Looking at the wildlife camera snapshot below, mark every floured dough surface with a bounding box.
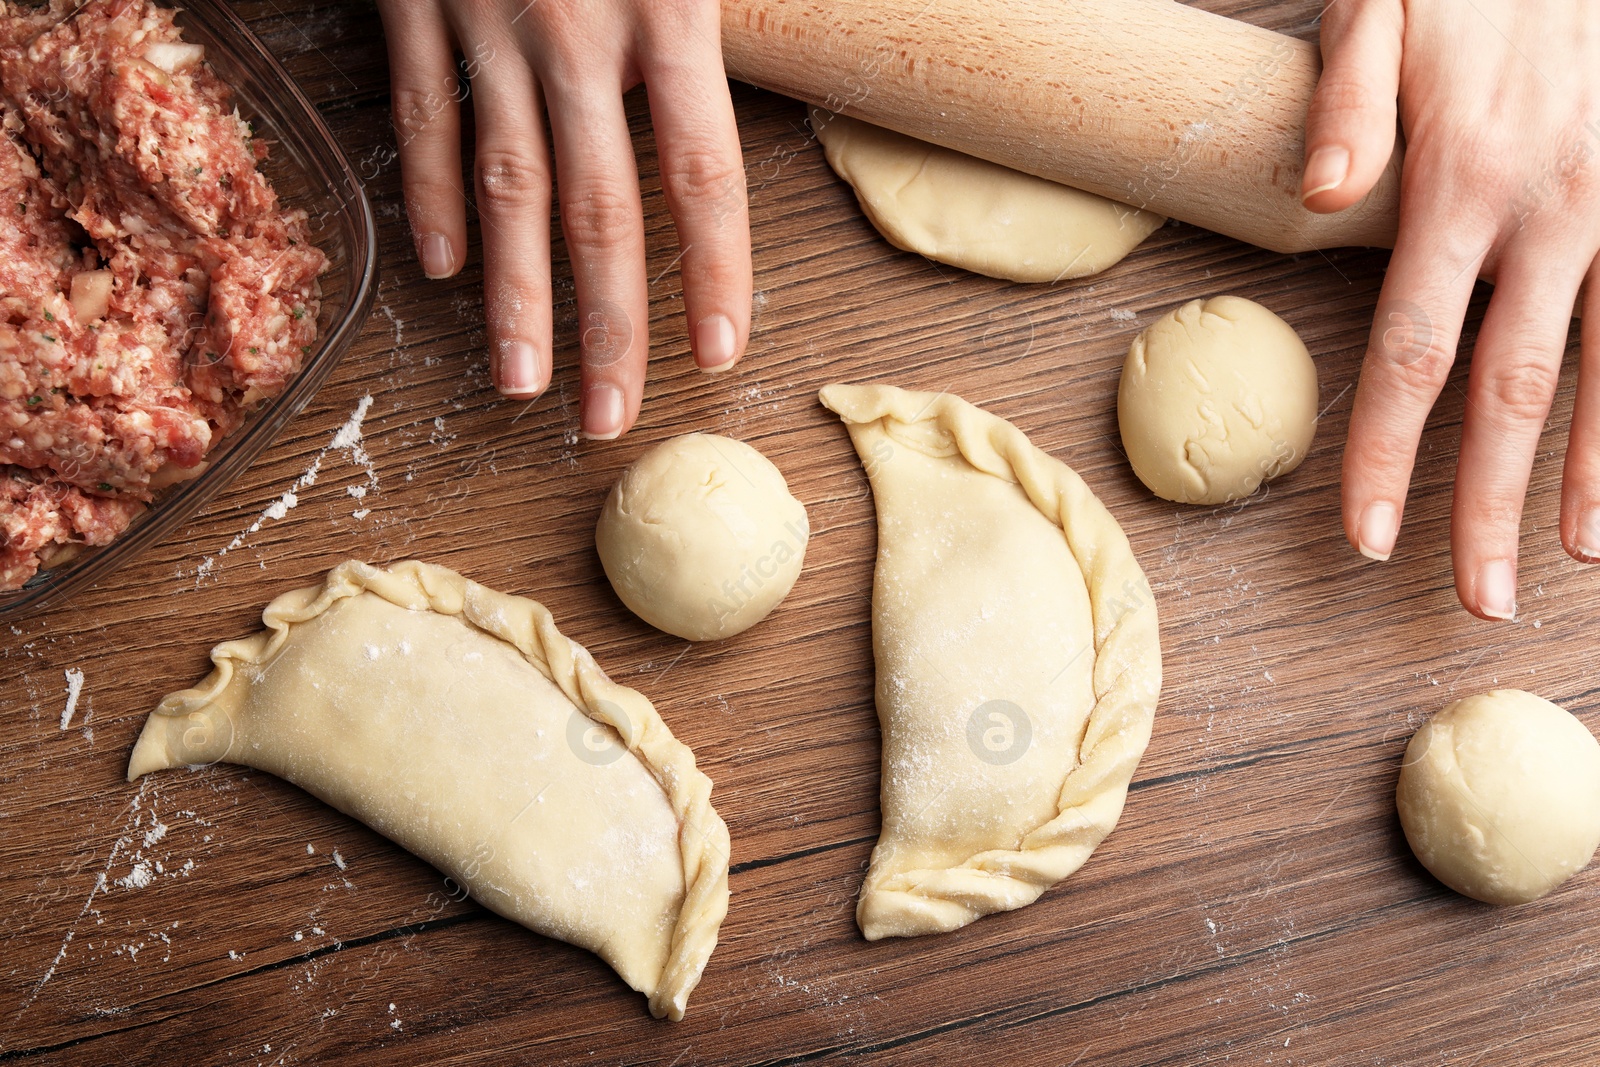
[812,108,1164,283]
[127,560,729,1020]
[1397,689,1600,906]
[1118,296,1318,505]
[861,413,1096,876]
[820,383,1161,939]
[596,433,808,641]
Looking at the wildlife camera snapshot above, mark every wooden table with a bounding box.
[4,1,1598,1063]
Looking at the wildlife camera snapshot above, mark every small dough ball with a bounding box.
[596,433,808,641]
[1118,296,1318,505]
[1397,689,1600,905]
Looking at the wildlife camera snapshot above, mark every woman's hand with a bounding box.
[1301,0,1600,620]
[375,0,752,439]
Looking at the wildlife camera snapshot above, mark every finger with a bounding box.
[1451,248,1584,620]
[1561,261,1600,562]
[546,82,649,440]
[1302,0,1404,212]
[462,38,554,399]
[378,0,467,279]
[1341,203,1488,563]
[641,15,752,374]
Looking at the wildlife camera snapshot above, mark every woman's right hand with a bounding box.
[375,0,753,440]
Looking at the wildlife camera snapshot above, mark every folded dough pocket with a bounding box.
[819,384,1162,939]
[127,559,729,1020]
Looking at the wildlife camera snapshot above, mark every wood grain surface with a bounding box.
[3,1,1598,1064]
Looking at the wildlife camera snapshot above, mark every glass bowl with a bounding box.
[0,0,378,621]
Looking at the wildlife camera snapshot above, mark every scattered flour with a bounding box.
[379,303,405,349]
[193,394,378,581]
[18,780,152,1013]
[115,861,154,890]
[59,667,85,730]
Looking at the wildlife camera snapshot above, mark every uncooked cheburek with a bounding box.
[127,560,729,1020]
[811,108,1165,283]
[820,384,1162,939]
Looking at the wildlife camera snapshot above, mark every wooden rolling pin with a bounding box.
[721,0,1402,254]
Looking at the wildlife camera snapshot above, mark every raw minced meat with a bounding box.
[1,465,142,589]
[0,0,327,591]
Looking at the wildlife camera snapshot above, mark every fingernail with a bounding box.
[420,232,454,279]
[1579,508,1600,560]
[1302,145,1351,201]
[582,383,625,441]
[1356,501,1398,562]
[496,340,542,396]
[694,314,738,373]
[1476,559,1517,621]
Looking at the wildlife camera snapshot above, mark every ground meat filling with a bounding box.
[1,465,142,589]
[0,0,326,590]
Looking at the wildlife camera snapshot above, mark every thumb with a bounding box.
[1301,0,1404,213]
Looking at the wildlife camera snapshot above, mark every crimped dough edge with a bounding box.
[819,383,1162,939]
[127,559,730,1020]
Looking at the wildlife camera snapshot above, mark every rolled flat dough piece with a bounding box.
[596,433,808,641]
[811,107,1165,283]
[820,383,1162,939]
[1118,296,1318,505]
[1396,689,1600,906]
[126,560,730,1020]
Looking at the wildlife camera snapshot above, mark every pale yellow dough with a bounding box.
[1397,689,1600,906]
[596,433,808,641]
[820,384,1162,939]
[811,108,1165,283]
[126,560,730,1020]
[1118,296,1318,505]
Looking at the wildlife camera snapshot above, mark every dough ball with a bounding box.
[1117,296,1318,505]
[1396,689,1600,905]
[596,433,808,641]
[811,107,1164,283]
